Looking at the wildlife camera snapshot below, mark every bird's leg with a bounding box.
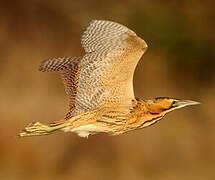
[18,122,67,137]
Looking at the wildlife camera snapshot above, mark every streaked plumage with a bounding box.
[19,20,199,138]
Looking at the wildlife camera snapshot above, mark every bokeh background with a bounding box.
[1,0,215,179]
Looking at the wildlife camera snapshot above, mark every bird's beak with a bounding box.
[173,100,200,109]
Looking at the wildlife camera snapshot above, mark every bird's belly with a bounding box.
[70,124,106,138]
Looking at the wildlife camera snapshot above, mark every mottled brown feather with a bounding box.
[39,57,81,119]
[71,20,148,116]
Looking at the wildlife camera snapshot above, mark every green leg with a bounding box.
[19,122,67,137]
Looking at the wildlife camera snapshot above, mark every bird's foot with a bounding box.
[19,122,55,137]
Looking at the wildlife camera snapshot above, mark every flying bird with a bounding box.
[19,20,199,138]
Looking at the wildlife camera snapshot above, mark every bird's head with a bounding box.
[145,97,200,115]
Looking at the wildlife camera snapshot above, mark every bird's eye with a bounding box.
[172,100,177,106]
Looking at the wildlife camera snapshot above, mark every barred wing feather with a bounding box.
[72,20,147,116]
[39,20,147,118]
[39,57,81,119]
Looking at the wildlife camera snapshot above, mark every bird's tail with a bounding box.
[18,121,67,137]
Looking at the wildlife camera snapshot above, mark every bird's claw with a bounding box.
[18,122,51,137]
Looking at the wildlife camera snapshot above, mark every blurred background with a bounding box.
[0,0,215,179]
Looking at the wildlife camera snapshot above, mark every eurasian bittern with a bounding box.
[19,20,199,138]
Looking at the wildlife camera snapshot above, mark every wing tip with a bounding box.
[38,59,49,72]
[38,57,81,72]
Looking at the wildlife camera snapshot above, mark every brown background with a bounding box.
[0,0,215,179]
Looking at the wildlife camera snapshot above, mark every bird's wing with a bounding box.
[39,20,147,119]
[72,20,147,116]
[39,57,81,119]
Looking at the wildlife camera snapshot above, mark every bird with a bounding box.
[19,20,200,138]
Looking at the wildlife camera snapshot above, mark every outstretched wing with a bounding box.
[39,20,147,119]
[72,20,148,116]
[39,57,81,119]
